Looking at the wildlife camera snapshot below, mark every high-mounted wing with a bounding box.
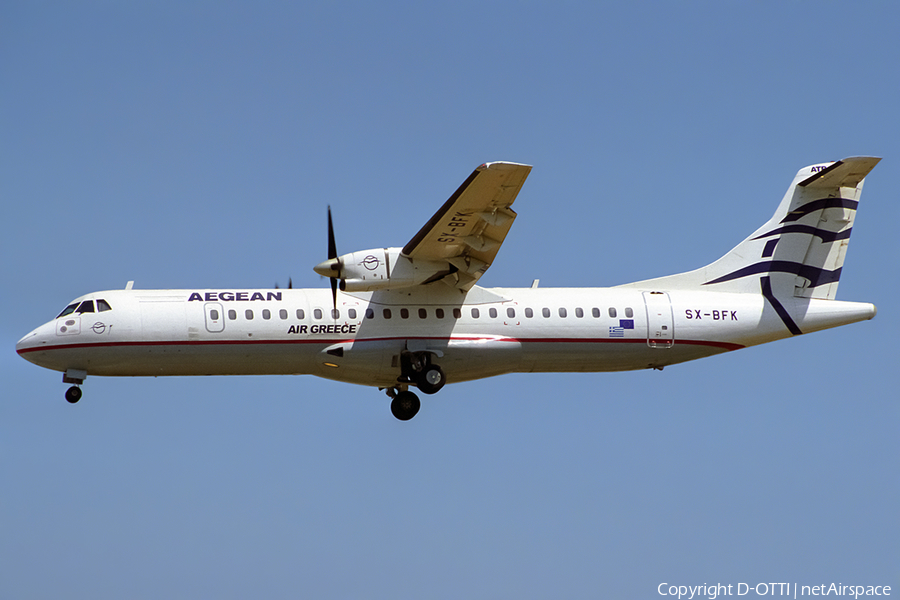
[402,161,532,290]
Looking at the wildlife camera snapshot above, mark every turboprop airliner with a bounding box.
[17,157,879,420]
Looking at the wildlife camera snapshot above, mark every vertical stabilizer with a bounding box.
[619,157,880,301]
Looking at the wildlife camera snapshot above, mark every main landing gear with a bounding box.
[386,387,420,421]
[384,351,447,420]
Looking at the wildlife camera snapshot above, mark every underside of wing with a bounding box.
[402,161,532,290]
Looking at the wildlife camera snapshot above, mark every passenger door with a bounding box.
[643,291,674,348]
[204,302,225,333]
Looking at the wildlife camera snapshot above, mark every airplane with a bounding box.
[17,157,880,420]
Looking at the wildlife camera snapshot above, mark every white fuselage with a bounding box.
[16,285,876,389]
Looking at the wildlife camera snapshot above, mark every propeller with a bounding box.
[327,207,339,309]
[313,206,342,309]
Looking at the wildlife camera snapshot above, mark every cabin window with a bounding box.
[400,308,409,319]
[418,308,427,319]
[609,307,617,318]
[245,309,254,320]
[559,307,567,318]
[436,308,445,319]
[575,307,584,318]
[625,307,634,318]
[348,308,357,319]
[489,308,498,318]
[525,307,533,318]
[314,309,323,320]
[507,307,515,318]
[366,308,375,319]
[262,309,271,320]
[331,309,340,319]
[279,309,288,320]
[210,309,220,320]
[452,308,461,318]
[542,307,550,318]
[592,307,600,318]
[228,310,237,320]
[296,309,305,320]
[57,303,79,318]
[76,301,95,314]
[97,299,112,312]
[471,308,480,318]
[383,308,392,319]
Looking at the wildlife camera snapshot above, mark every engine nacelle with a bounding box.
[315,248,453,292]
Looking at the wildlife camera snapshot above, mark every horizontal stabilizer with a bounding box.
[798,156,881,189]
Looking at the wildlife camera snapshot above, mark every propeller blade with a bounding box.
[327,206,337,260]
[330,276,338,310]
[326,206,340,310]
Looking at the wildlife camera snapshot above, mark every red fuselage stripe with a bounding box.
[18,336,744,354]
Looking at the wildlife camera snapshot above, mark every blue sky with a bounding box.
[3,2,898,598]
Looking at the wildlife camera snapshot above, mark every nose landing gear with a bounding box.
[62,369,86,404]
[65,385,82,404]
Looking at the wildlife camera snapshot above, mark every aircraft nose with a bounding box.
[16,325,49,362]
[17,329,38,354]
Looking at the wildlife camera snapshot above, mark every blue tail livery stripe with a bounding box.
[761,276,802,335]
[752,224,852,244]
[704,261,841,288]
[762,239,779,258]
[780,198,857,223]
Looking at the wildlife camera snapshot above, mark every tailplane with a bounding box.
[620,156,880,300]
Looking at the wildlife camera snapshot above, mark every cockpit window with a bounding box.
[56,299,110,318]
[57,303,78,319]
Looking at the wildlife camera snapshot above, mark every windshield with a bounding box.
[56,299,112,318]
[57,303,78,319]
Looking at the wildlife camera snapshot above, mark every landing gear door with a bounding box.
[204,302,225,333]
[643,291,674,348]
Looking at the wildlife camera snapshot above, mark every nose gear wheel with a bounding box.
[65,386,82,404]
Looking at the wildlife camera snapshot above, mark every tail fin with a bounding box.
[620,156,880,300]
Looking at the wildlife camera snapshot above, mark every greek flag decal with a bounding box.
[609,319,634,338]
